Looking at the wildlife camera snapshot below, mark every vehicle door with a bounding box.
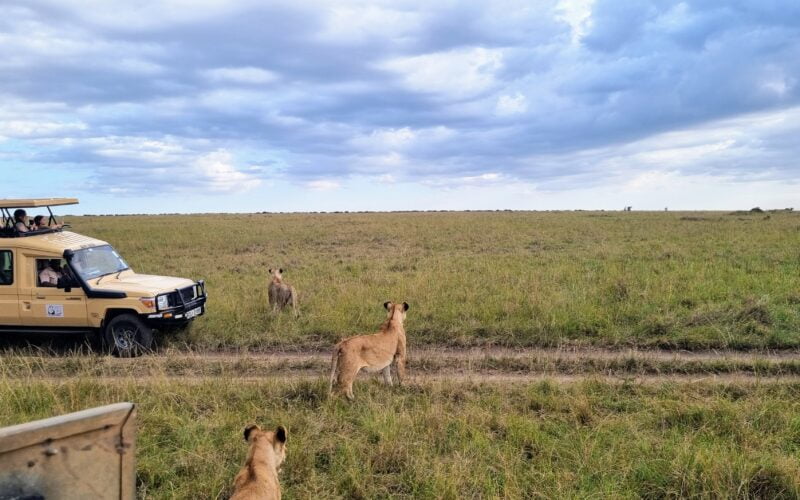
[0,249,18,325]
[22,257,89,328]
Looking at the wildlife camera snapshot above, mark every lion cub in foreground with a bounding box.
[230,424,288,500]
[267,268,297,316]
[329,301,409,400]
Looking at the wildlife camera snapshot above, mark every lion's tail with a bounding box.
[329,346,340,396]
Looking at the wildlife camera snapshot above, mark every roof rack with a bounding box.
[1,198,77,238]
[0,198,79,209]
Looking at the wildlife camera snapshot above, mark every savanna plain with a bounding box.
[2,210,800,498]
[60,210,800,350]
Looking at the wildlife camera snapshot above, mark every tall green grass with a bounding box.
[2,378,799,498]
[65,211,800,350]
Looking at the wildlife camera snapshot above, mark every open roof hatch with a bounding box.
[0,198,78,237]
[0,198,79,208]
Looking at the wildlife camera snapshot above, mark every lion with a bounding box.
[267,268,298,316]
[230,424,288,500]
[329,301,408,400]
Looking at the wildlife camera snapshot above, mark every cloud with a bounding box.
[624,170,680,191]
[202,66,278,85]
[358,127,416,149]
[379,47,505,99]
[1,0,798,208]
[4,132,266,194]
[317,5,421,44]
[349,125,454,153]
[556,0,595,44]
[194,151,262,192]
[306,179,341,191]
[0,119,87,139]
[495,93,528,116]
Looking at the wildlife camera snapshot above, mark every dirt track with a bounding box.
[3,347,799,383]
[162,345,800,362]
[5,374,800,386]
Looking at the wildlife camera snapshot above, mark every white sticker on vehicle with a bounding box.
[46,304,64,318]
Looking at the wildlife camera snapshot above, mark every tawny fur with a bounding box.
[230,425,287,500]
[267,268,298,316]
[329,301,409,400]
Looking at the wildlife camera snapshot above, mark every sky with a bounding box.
[1,0,799,214]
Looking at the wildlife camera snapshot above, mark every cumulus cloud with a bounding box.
[194,151,262,192]
[380,47,505,99]
[1,0,798,204]
[495,93,528,116]
[317,5,421,44]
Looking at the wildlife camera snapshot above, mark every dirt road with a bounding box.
[2,347,799,383]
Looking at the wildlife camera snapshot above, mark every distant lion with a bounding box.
[329,301,408,400]
[268,268,298,316]
[230,424,288,500]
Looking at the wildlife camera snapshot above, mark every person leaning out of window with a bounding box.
[32,215,63,230]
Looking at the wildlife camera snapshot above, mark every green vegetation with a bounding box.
[4,211,794,499]
[66,210,800,350]
[2,377,799,498]
[4,349,800,379]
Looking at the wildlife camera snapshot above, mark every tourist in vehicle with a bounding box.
[39,259,63,287]
[32,215,63,230]
[13,209,30,233]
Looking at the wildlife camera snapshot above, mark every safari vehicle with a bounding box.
[0,198,207,356]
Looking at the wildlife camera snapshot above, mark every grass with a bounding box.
[4,211,796,499]
[5,350,800,379]
[1,377,799,498]
[58,210,800,350]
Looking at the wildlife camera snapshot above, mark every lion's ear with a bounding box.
[244,424,259,441]
[275,425,287,443]
[384,301,392,310]
[403,302,409,311]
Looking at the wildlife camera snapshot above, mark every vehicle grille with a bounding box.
[178,285,197,304]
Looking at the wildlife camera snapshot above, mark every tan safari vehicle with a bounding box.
[0,198,207,357]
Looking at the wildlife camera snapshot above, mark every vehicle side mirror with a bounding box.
[57,276,76,292]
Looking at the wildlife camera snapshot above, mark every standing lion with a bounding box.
[267,268,298,316]
[329,301,409,400]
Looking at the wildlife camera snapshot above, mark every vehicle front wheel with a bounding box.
[104,313,154,357]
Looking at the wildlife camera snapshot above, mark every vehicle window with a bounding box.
[0,250,12,285]
[37,258,66,288]
[70,245,129,281]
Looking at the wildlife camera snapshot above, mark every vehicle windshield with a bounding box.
[69,245,129,280]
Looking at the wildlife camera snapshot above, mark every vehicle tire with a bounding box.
[104,313,154,358]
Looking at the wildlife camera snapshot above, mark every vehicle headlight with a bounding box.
[157,294,170,311]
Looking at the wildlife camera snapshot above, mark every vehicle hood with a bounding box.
[88,271,195,297]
